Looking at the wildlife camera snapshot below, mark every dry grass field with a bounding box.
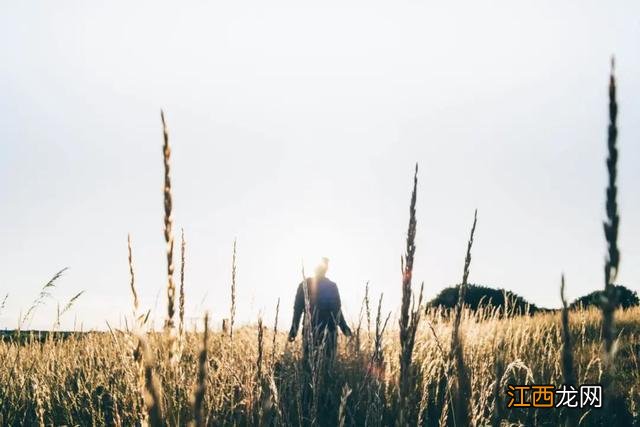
[0,307,639,426]
[0,66,636,426]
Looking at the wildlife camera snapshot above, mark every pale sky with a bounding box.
[1,1,639,331]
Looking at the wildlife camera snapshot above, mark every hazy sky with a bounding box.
[1,1,639,331]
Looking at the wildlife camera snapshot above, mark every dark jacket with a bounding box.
[289,277,351,339]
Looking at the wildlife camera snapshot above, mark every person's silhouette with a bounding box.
[288,258,352,359]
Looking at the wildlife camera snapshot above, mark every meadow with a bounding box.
[1,306,639,426]
[0,66,636,426]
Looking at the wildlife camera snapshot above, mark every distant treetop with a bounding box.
[426,284,540,316]
[569,285,639,310]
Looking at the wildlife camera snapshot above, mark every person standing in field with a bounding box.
[288,257,352,360]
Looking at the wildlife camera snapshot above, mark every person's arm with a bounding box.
[338,310,352,337]
[333,284,352,337]
[288,282,304,340]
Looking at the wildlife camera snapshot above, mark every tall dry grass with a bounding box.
[179,229,186,340]
[161,110,176,335]
[602,59,620,359]
[560,274,578,427]
[398,163,424,426]
[2,307,638,425]
[448,209,477,426]
[191,312,209,427]
[230,239,238,340]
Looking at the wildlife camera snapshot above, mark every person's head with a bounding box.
[314,257,329,279]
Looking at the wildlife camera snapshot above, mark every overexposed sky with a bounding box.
[1,1,639,330]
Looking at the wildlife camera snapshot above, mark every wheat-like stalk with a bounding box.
[230,239,237,339]
[161,110,176,333]
[338,383,352,427]
[127,234,139,314]
[300,264,321,425]
[600,55,627,426]
[101,389,121,427]
[141,336,165,427]
[602,58,619,358]
[54,291,84,330]
[560,274,577,427]
[179,228,186,340]
[449,209,477,426]
[32,377,45,427]
[271,298,280,364]
[491,351,505,427]
[301,264,314,358]
[21,267,68,329]
[398,163,422,426]
[355,281,371,353]
[126,236,147,423]
[0,293,7,316]
[373,293,391,368]
[192,312,209,427]
[257,316,264,381]
[365,282,371,335]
